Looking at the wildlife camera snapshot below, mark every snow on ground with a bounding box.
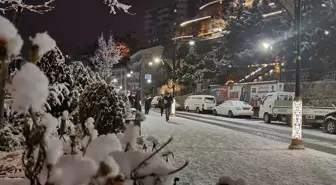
[174,112,336,151]
[0,150,23,178]
[141,111,336,185]
[177,111,336,140]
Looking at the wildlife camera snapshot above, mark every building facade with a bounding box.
[142,0,199,48]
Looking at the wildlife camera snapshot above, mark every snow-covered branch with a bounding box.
[0,0,55,14]
[103,0,134,15]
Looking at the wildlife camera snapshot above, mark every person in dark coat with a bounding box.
[144,95,152,115]
[158,94,165,116]
[163,92,174,121]
[135,88,141,112]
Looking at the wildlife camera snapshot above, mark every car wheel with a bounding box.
[228,110,234,118]
[186,106,189,112]
[264,113,272,123]
[213,109,218,116]
[196,107,200,114]
[326,120,336,134]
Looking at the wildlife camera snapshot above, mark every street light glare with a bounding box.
[147,79,152,83]
[325,30,330,35]
[119,86,122,89]
[262,42,270,49]
[149,62,153,66]
[127,73,131,78]
[154,58,160,63]
[113,79,117,83]
[130,71,133,74]
[189,40,195,46]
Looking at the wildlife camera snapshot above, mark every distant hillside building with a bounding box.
[142,0,199,48]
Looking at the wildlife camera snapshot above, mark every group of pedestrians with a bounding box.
[128,89,174,121]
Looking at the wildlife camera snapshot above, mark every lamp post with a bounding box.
[278,0,304,149]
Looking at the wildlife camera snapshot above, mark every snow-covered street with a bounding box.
[142,111,336,185]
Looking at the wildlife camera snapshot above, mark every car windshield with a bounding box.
[232,101,249,106]
[204,97,215,103]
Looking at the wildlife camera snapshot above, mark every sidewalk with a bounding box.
[141,111,336,185]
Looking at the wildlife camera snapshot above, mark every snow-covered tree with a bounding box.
[91,33,122,83]
[178,52,206,86]
[79,82,128,135]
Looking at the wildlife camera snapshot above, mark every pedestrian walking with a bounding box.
[144,95,152,115]
[135,88,142,112]
[158,94,165,116]
[164,92,174,121]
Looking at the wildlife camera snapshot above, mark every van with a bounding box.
[184,95,216,113]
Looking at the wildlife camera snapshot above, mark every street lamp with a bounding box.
[147,79,152,83]
[113,79,117,83]
[119,86,122,89]
[278,0,304,150]
[148,62,153,66]
[127,73,131,78]
[154,57,161,63]
[262,42,272,50]
[324,30,330,35]
[130,71,133,74]
[188,40,195,46]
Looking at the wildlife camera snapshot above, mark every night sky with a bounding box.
[2,0,169,54]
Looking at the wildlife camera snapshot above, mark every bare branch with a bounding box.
[103,0,135,15]
[0,0,55,14]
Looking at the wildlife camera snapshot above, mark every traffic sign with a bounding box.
[145,74,152,80]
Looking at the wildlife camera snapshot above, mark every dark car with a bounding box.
[323,110,336,134]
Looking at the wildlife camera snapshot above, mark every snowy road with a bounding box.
[171,111,336,155]
[142,111,336,185]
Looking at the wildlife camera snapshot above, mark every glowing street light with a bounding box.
[113,79,117,83]
[262,42,271,49]
[154,57,161,63]
[119,86,122,89]
[149,62,153,66]
[130,71,133,74]
[147,79,152,83]
[324,30,330,35]
[127,73,131,78]
[189,40,195,46]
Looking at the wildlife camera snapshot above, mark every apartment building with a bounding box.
[142,0,198,48]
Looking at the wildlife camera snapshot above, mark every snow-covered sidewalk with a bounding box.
[141,112,336,185]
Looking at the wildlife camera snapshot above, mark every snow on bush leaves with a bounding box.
[79,82,127,135]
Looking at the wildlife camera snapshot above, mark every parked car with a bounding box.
[184,95,216,113]
[151,96,160,108]
[323,105,336,134]
[212,100,254,118]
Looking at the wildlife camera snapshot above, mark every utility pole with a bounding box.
[290,0,304,150]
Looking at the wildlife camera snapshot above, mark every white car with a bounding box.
[151,96,160,108]
[212,100,254,118]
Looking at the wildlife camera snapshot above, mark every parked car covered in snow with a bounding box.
[212,100,254,118]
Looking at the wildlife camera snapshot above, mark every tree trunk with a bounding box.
[0,60,7,128]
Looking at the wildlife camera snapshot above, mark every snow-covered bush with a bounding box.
[79,82,127,135]
[0,121,24,151]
